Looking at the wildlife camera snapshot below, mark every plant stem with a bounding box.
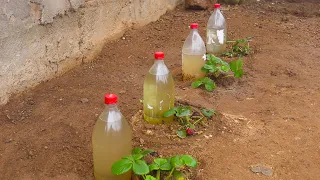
[164,168,176,180]
[193,116,204,125]
[222,74,234,78]
[186,116,190,123]
[179,117,184,124]
[156,170,160,180]
[227,40,253,43]
[142,174,146,180]
[168,168,175,178]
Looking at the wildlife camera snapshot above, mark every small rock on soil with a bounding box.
[185,0,210,10]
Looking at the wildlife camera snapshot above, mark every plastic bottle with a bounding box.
[143,52,175,124]
[206,4,227,55]
[182,23,206,81]
[92,94,132,180]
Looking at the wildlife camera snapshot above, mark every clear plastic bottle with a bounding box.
[182,23,206,81]
[92,94,132,180]
[206,4,227,55]
[143,52,175,124]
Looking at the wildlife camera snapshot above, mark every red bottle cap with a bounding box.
[105,94,117,104]
[214,4,221,8]
[190,23,198,29]
[154,52,164,60]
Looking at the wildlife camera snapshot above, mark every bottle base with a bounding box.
[182,72,206,81]
[143,114,173,124]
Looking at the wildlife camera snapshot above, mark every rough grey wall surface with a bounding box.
[0,0,183,105]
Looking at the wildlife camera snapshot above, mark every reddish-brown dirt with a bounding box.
[1,0,320,179]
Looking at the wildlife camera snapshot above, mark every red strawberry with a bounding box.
[186,128,195,136]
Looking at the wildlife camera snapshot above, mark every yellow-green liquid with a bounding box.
[143,72,175,124]
[182,53,206,81]
[92,114,132,180]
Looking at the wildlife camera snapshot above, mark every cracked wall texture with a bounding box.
[0,0,183,105]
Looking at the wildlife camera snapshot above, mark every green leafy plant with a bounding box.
[229,58,244,78]
[163,106,192,118]
[191,54,244,91]
[111,148,197,180]
[191,77,216,91]
[164,105,215,138]
[201,54,230,76]
[111,148,152,176]
[223,37,252,58]
[201,108,216,118]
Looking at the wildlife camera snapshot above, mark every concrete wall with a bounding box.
[0,0,183,105]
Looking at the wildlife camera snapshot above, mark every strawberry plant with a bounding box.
[229,57,244,78]
[111,147,197,180]
[163,105,215,138]
[191,77,215,91]
[191,54,243,91]
[223,37,252,58]
[191,37,252,91]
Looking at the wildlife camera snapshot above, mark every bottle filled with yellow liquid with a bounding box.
[143,52,175,124]
[182,23,206,81]
[206,4,227,55]
[92,94,132,180]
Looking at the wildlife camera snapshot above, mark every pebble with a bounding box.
[145,130,154,136]
[251,164,273,176]
[204,134,212,139]
[28,151,34,157]
[4,138,13,143]
[80,98,89,103]
[119,90,126,94]
[139,138,145,145]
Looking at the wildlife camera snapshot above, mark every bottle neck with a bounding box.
[106,104,118,110]
[191,29,198,33]
[154,59,164,64]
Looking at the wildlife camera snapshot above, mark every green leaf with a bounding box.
[186,122,195,129]
[132,154,143,160]
[171,156,184,168]
[149,163,159,171]
[205,83,215,91]
[211,56,223,64]
[132,159,149,175]
[132,147,142,155]
[203,64,218,73]
[173,170,186,179]
[177,130,187,138]
[145,175,157,180]
[201,108,216,118]
[234,69,243,78]
[220,63,230,72]
[206,54,214,61]
[201,66,210,73]
[154,158,167,165]
[163,108,176,117]
[176,107,191,117]
[154,158,171,170]
[202,77,212,84]
[141,149,154,156]
[230,58,244,78]
[191,80,203,88]
[181,155,197,168]
[202,77,215,91]
[111,159,133,175]
[123,155,134,161]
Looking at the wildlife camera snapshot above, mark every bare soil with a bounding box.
[1,0,320,179]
